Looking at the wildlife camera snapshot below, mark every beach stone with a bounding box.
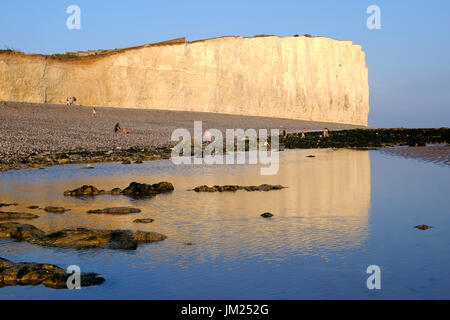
[64,185,102,196]
[193,185,217,192]
[28,228,167,250]
[0,222,45,240]
[0,257,105,289]
[260,212,274,218]
[414,225,433,230]
[121,182,174,196]
[122,159,131,165]
[27,205,39,209]
[44,206,67,213]
[87,207,141,215]
[133,218,154,224]
[0,211,39,221]
[306,155,316,158]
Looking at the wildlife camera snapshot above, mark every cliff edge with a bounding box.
[0,35,369,125]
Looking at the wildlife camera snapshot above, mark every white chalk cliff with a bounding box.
[0,35,369,125]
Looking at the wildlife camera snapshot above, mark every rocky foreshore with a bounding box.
[0,257,105,289]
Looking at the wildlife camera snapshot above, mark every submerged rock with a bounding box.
[122,182,174,196]
[64,185,102,196]
[133,218,154,224]
[28,228,167,250]
[0,203,18,207]
[44,206,67,213]
[193,184,286,192]
[260,212,274,218]
[0,257,105,289]
[0,222,45,240]
[414,225,433,230]
[87,207,141,215]
[0,211,39,220]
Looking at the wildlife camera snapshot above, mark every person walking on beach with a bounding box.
[323,128,330,138]
[301,128,306,139]
[91,107,98,118]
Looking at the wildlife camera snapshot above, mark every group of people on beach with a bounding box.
[66,96,77,106]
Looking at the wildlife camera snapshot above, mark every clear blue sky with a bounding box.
[1,0,449,127]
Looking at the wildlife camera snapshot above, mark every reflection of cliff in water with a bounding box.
[0,149,371,263]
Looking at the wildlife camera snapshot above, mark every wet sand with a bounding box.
[379,145,450,166]
[0,101,365,162]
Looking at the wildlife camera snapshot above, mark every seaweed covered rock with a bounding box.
[260,212,274,218]
[44,206,67,213]
[414,225,433,230]
[133,218,154,224]
[193,184,286,192]
[0,257,105,289]
[0,211,39,220]
[64,185,103,196]
[28,228,167,250]
[87,207,141,215]
[122,182,174,196]
[0,222,45,240]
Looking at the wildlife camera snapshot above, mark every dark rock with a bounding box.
[27,205,39,209]
[0,203,18,207]
[193,184,286,192]
[28,228,167,250]
[306,155,316,158]
[122,182,174,196]
[0,257,105,289]
[414,225,433,230]
[0,211,39,220]
[133,218,154,224]
[122,159,131,164]
[64,185,102,196]
[109,188,122,195]
[260,212,274,218]
[0,222,45,240]
[87,207,141,215]
[44,206,67,213]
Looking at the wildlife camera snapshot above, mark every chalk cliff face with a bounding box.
[0,36,369,125]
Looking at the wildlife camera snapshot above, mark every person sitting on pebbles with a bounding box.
[114,123,130,134]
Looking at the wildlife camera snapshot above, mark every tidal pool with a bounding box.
[0,149,449,299]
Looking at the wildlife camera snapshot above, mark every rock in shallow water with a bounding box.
[87,207,141,215]
[0,222,45,240]
[260,212,274,218]
[193,184,286,192]
[44,206,67,213]
[0,203,18,207]
[28,228,167,250]
[0,211,39,220]
[0,257,105,289]
[133,218,154,224]
[122,182,174,196]
[64,182,173,197]
[414,225,433,230]
[64,185,102,196]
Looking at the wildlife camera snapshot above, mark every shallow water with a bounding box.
[0,149,449,299]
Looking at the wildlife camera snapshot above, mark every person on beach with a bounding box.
[91,107,98,118]
[115,123,130,134]
[282,128,287,140]
[323,128,330,138]
[301,128,306,139]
